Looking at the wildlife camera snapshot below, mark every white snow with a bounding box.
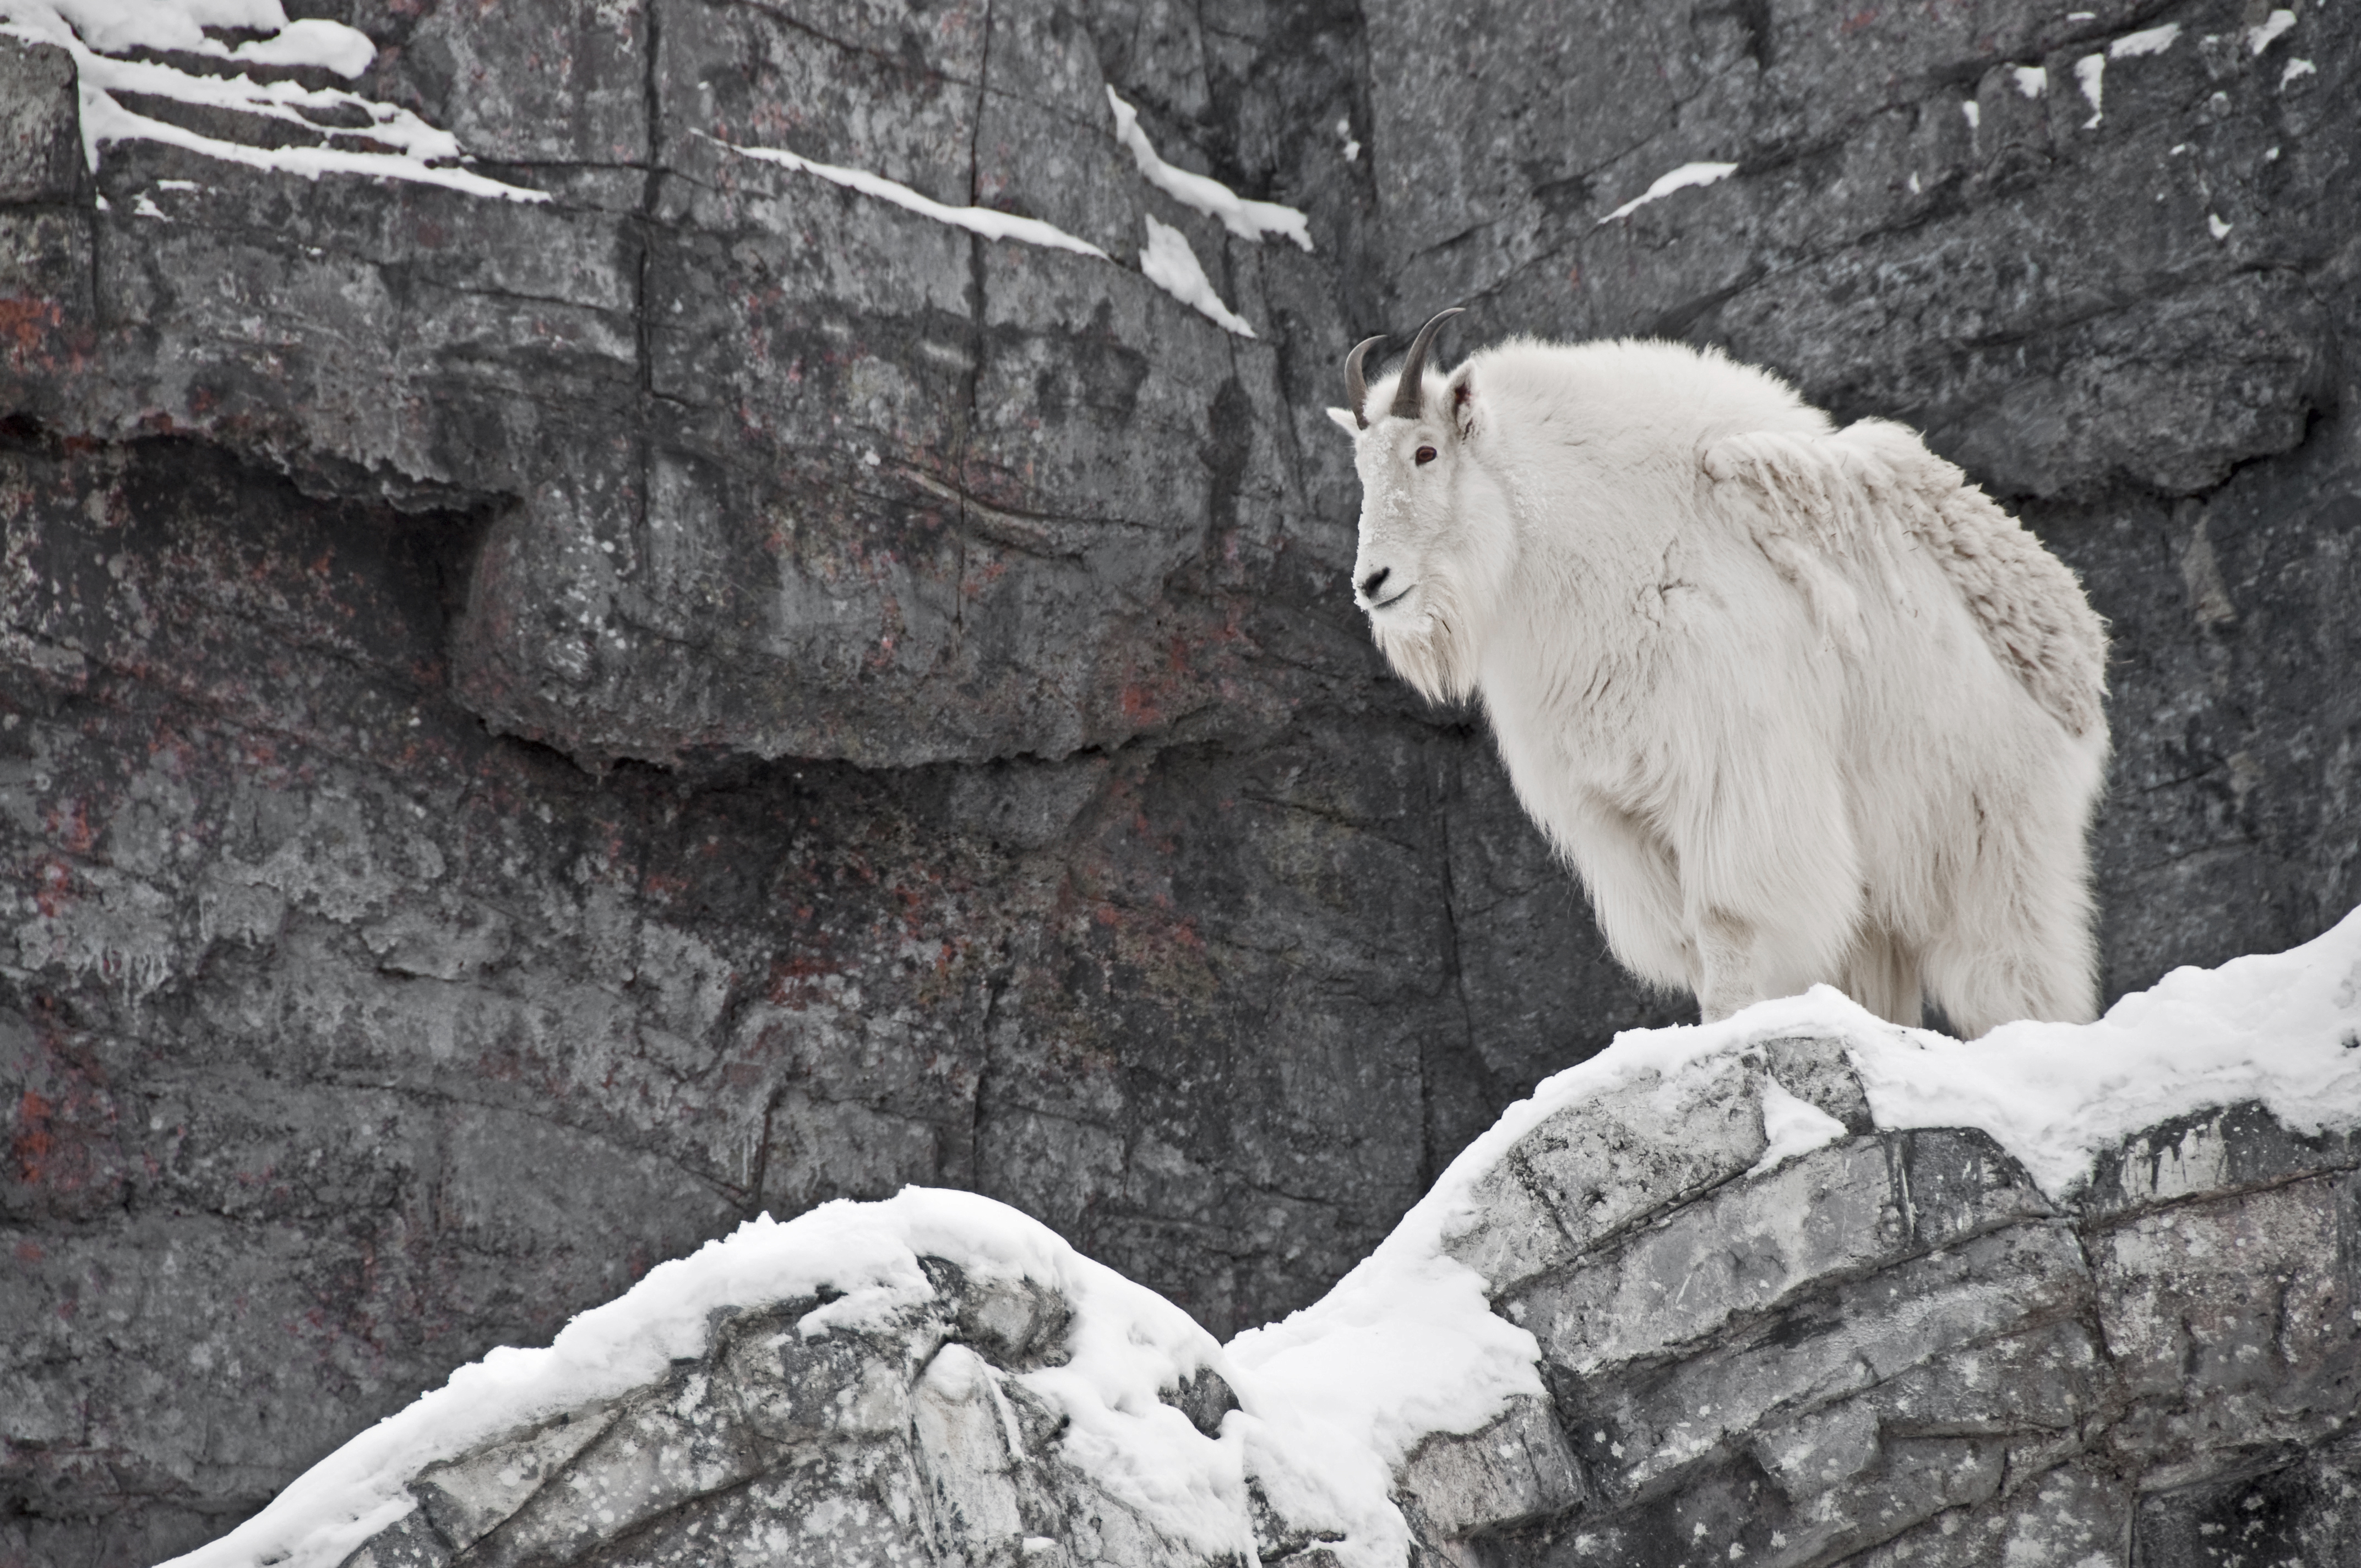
[1228,1162,1551,1565]
[1749,1077,1848,1176]
[1598,160,1738,225]
[1139,215,1256,337]
[2014,64,2048,98]
[2110,22,2179,58]
[2074,52,2106,128]
[10,3,1297,332]
[227,15,374,77]
[1336,115,1361,163]
[1397,903,2361,1215]
[157,902,2361,1568]
[46,0,299,58]
[159,1188,1256,1568]
[2208,213,2232,239]
[2283,57,2316,85]
[0,0,545,200]
[1962,100,1981,131]
[701,132,1111,259]
[2248,8,2297,53]
[703,134,1270,336]
[1850,909,2361,1196]
[1107,88,1314,251]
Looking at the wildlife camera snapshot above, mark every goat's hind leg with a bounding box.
[1922,808,2099,1038]
[1838,925,1924,1028]
[1691,907,1771,1023]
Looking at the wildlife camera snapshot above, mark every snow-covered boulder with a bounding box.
[171,912,2361,1568]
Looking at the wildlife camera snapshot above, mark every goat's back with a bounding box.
[1705,417,2109,741]
[1464,337,1829,464]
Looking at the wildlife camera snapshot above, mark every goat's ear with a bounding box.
[1447,366,1477,440]
[1324,406,1361,437]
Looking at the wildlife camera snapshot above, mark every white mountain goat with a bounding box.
[1328,311,2109,1037]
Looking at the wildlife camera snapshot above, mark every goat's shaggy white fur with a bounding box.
[1330,336,2109,1037]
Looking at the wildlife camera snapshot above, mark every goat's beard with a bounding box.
[1370,573,1481,705]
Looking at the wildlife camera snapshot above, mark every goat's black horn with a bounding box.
[1343,335,1387,429]
[1388,307,1464,421]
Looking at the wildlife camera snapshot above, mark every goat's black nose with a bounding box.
[1359,567,1391,600]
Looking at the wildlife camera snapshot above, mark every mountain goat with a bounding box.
[1328,311,2109,1038]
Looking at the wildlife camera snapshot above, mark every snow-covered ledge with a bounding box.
[168,913,2361,1568]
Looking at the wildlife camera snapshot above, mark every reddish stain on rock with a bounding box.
[12,1090,55,1183]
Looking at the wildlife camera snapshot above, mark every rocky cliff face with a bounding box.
[166,960,2361,1568]
[2,0,2357,1562]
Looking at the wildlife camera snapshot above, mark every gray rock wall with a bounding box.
[3,0,2357,1562]
[1432,1043,2361,1567]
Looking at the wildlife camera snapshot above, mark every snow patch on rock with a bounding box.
[1108,87,1313,252]
[1749,1077,1849,1176]
[1139,215,1256,337]
[703,133,1112,260]
[2110,22,2180,58]
[2248,8,2297,54]
[224,15,374,77]
[706,129,1271,337]
[1597,160,1737,225]
[0,0,543,199]
[2075,52,2106,128]
[160,1189,1255,1568]
[1848,907,2361,1198]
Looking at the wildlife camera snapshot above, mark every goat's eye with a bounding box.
[1415,445,1438,465]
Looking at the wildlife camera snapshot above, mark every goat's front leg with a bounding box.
[1689,908,1765,1023]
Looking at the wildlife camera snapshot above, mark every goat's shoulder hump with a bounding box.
[1466,336,1820,439]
